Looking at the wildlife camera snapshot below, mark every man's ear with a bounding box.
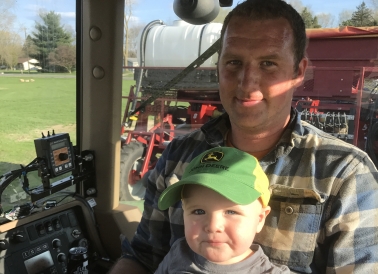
[256,206,271,233]
[293,57,308,87]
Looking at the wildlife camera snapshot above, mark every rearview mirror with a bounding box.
[173,0,220,25]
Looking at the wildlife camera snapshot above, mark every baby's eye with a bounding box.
[193,209,205,215]
[226,210,237,215]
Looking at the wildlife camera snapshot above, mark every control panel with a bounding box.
[34,132,75,178]
[0,206,91,274]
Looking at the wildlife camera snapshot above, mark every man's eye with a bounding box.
[193,209,205,215]
[261,61,275,67]
[227,60,241,66]
[226,210,236,215]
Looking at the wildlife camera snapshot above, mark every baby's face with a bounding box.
[182,184,270,265]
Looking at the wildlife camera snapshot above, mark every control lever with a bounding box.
[67,246,89,274]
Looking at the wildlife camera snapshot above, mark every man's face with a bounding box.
[182,185,270,265]
[218,17,307,132]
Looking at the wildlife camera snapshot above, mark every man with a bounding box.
[110,0,378,273]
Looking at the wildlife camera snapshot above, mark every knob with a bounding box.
[12,232,26,243]
[59,153,68,161]
[0,239,9,250]
[57,253,67,262]
[71,229,81,238]
[52,239,62,248]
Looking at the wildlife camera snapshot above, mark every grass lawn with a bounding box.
[0,74,135,206]
[1,76,76,165]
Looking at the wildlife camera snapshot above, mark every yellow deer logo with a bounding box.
[200,151,224,163]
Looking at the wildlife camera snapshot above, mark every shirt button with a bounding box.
[285,206,294,215]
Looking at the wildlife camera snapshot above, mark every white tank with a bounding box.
[138,20,222,68]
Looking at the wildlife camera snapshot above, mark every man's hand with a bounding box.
[108,258,150,274]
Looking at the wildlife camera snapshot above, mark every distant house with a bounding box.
[17,58,42,71]
[126,58,138,71]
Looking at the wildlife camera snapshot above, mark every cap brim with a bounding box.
[158,173,262,210]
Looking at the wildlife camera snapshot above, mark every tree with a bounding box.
[285,0,305,13]
[338,10,353,26]
[22,35,38,58]
[301,7,321,28]
[285,1,322,28]
[30,11,73,70]
[340,2,377,26]
[0,0,19,68]
[0,30,22,69]
[0,0,16,31]
[124,0,138,65]
[317,13,335,28]
[48,44,76,73]
[127,23,144,58]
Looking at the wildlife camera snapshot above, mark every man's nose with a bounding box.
[239,64,260,91]
[205,213,224,233]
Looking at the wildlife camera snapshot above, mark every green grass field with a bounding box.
[0,74,135,205]
[1,76,76,165]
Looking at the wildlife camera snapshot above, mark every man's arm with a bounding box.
[324,156,378,272]
[108,258,150,274]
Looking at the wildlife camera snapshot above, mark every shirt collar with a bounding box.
[201,108,303,161]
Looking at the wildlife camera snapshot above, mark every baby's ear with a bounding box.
[256,206,271,233]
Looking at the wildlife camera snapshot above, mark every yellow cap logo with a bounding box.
[200,151,224,163]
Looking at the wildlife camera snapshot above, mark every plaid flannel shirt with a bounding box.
[124,109,378,273]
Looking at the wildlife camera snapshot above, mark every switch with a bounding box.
[36,224,46,236]
[52,219,62,230]
[45,221,54,233]
[27,226,38,241]
[59,214,69,228]
[68,213,78,227]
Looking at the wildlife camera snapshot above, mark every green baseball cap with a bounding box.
[158,147,270,210]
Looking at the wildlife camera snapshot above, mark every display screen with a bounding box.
[51,140,67,151]
[24,251,54,274]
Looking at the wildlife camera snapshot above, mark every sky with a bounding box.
[10,0,369,37]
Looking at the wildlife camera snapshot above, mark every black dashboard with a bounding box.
[0,200,109,274]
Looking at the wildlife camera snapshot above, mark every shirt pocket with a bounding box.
[254,185,325,273]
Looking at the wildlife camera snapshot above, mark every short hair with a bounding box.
[219,0,307,73]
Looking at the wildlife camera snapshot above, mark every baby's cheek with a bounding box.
[185,220,201,240]
[185,223,202,253]
[227,221,256,249]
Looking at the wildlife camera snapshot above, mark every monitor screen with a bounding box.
[51,140,67,151]
[24,251,54,274]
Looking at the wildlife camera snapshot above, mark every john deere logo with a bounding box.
[200,151,224,163]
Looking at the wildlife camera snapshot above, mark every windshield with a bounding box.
[0,0,76,214]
